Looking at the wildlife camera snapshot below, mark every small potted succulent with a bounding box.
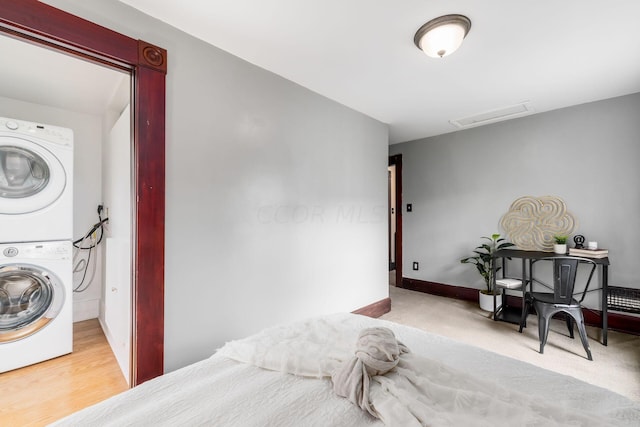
[553,235,568,254]
[460,234,515,311]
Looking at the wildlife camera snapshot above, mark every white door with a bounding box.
[102,105,132,385]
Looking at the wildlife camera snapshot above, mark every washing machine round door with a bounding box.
[0,136,66,214]
[0,264,65,343]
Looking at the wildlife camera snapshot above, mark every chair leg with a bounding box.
[568,310,593,361]
[565,316,574,339]
[537,312,552,355]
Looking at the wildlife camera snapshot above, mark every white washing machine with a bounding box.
[0,116,73,243]
[0,240,72,373]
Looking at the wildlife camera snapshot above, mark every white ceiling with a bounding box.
[0,35,126,116]
[3,2,640,144]
[116,0,640,144]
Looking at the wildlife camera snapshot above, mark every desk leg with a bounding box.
[602,265,608,346]
[492,258,497,321]
[520,259,527,328]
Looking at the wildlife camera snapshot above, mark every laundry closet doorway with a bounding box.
[0,1,166,386]
[0,33,131,379]
[388,154,402,288]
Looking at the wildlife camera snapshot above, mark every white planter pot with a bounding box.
[553,244,567,254]
[479,290,502,312]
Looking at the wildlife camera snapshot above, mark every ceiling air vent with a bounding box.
[450,102,534,129]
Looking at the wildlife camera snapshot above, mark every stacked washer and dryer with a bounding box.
[0,116,74,373]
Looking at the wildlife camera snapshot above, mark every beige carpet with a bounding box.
[381,285,640,402]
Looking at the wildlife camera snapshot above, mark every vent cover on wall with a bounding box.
[450,102,534,129]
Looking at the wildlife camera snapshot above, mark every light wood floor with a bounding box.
[0,319,128,427]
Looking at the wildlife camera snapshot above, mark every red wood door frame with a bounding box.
[0,0,166,386]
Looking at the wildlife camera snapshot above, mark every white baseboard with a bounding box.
[73,298,100,322]
[98,317,130,385]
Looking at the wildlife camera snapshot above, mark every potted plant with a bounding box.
[460,233,515,311]
[553,235,568,254]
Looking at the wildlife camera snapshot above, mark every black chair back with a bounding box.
[554,258,579,304]
[545,256,597,304]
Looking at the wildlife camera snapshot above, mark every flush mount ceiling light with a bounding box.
[414,14,471,58]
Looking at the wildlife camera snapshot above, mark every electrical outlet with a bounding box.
[413,262,419,270]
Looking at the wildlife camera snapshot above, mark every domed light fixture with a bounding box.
[414,14,471,58]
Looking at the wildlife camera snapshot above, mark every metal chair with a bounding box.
[519,256,596,360]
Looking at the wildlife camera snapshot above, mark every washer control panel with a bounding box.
[5,120,18,130]
[3,247,18,257]
[0,116,73,147]
[0,241,71,260]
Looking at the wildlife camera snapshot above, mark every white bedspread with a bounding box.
[218,315,634,426]
[52,314,640,426]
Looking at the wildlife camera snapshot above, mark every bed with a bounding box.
[52,313,640,426]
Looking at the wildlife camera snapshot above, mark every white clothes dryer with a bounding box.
[0,117,73,243]
[0,240,72,373]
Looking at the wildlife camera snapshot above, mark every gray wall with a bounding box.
[47,0,389,371]
[390,93,640,307]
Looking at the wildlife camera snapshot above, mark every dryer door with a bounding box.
[0,264,65,343]
[0,135,66,214]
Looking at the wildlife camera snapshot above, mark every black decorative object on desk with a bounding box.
[573,234,585,249]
